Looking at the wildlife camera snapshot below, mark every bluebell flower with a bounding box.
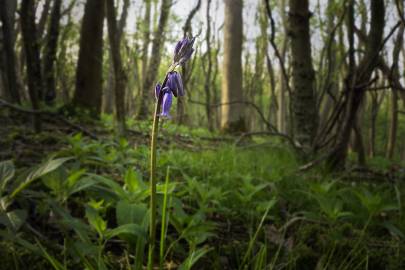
[154,36,195,119]
[166,71,184,97]
[173,36,195,65]
[160,88,173,118]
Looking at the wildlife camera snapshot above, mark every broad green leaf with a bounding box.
[0,209,27,231]
[116,200,147,226]
[383,221,404,239]
[86,173,127,199]
[104,223,146,241]
[49,201,92,243]
[124,168,146,193]
[68,177,98,197]
[0,160,14,190]
[178,247,213,270]
[10,157,72,199]
[0,229,40,254]
[85,206,107,236]
[67,168,87,189]
[37,240,65,270]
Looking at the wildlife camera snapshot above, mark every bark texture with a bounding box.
[386,24,403,159]
[0,0,20,103]
[288,0,318,152]
[327,0,385,169]
[72,0,105,116]
[20,0,42,131]
[106,0,127,135]
[43,0,62,104]
[221,0,246,133]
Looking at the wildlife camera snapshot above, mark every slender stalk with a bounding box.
[159,166,171,270]
[148,97,162,270]
[148,71,171,270]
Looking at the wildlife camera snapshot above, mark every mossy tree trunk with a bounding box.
[288,0,318,154]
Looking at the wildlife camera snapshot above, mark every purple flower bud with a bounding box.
[173,36,195,65]
[160,88,172,118]
[155,83,161,100]
[174,40,182,55]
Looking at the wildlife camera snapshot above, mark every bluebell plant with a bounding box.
[148,36,195,270]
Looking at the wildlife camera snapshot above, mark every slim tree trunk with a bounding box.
[137,0,172,119]
[43,0,62,104]
[221,0,246,133]
[278,39,288,133]
[141,0,152,85]
[106,0,127,135]
[327,0,385,170]
[289,0,318,154]
[277,0,288,134]
[319,0,339,130]
[369,93,378,158]
[177,0,201,126]
[72,0,105,117]
[204,0,213,131]
[386,24,404,159]
[37,0,51,40]
[0,0,20,103]
[20,0,42,131]
[103,0,129,114]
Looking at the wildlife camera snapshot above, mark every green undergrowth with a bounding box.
[0,121,404,269]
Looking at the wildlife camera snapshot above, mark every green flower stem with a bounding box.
[148,67,176,270]
[148,95,162,270]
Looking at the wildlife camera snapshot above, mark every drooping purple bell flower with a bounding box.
[160,88,173,118]
[173,36,195,65]
[153,37,195,119]
[166,71,184,97]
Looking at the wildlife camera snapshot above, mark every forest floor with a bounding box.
[1,109,405,270]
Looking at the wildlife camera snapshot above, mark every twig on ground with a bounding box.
[0,99,98,139]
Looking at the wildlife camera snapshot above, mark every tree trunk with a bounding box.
[277,0,288,134]
[221,0,245,133]
[103,0,129,115]
[106,0,127,135]
[20,0,42,131]
[72,0,105,117]
[43,0,62,104]
[386,24,404,159]
[141,0,152,87]
[204,0,213,131]
[137,0,172,119]
[327,0,385,170]
[288,0,318,154]
[0,0,20,103]
[37,0,51,40]
[177,0,201,126]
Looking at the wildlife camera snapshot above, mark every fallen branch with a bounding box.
[0,99,98,139]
